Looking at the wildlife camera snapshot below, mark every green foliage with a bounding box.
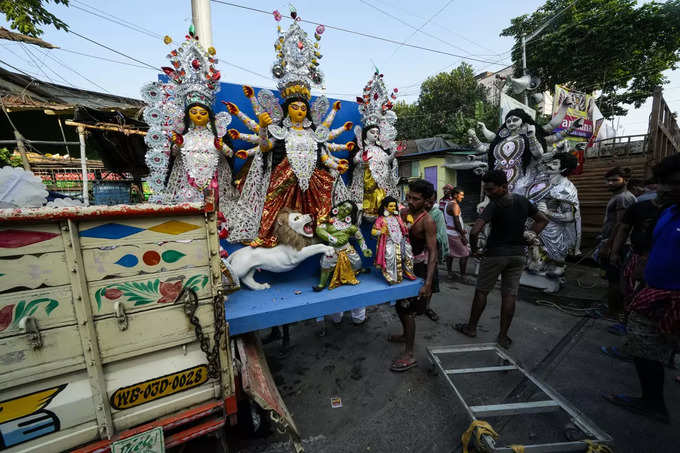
[0,0,69,37]
[394,63,499,143]
[501,0,680,117]
[0,148,22,167]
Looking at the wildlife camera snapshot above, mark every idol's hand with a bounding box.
[242,85,254,98]
[214,137,223,150]
[333,100,342,111]
[346,141,356,152]
[171,131,183,147]
[235,150,248,159]
[527,124,536,137]
[222,101,239,115]
[228,129,240,140]
[343,121,353,131]
[258,112,272,129]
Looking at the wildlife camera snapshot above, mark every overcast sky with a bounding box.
[1,0,678,136]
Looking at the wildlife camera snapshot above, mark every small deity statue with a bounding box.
[525,152,581,278]
[225,10,354,247]
[349,71,400,221]
[313,200,372,291]
[141,26,236,213]
[467,99,576,196]
[371,196,416,284]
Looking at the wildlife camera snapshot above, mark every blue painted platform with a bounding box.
[225,268,422,335]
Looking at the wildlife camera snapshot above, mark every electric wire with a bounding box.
[69,0,162,39]
[369,0,500,55]
[19,43,54,83]
[57,48,156,70]
[209,0,510,66]
[20,43,73,87]
[34,47,112,93]
[67,29,160,71]
[388,0,458,60]
[359,0,485,61]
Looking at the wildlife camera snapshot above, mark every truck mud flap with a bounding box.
[236,332,302,452]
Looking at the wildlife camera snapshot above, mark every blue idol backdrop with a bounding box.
[159,76,360,175]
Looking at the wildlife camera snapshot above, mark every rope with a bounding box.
[585,440,615,453]
[461,420,498,453]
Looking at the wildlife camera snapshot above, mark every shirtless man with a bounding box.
[389,179,438,372]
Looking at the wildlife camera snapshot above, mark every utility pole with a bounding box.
[191,0,213,49]
[521,34,528,106]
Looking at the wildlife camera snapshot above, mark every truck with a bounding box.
[0,201,297,453]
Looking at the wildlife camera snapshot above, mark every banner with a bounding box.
[500,92,535,124]
[551,85,594,139]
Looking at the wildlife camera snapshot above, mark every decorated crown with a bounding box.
[271,6,324,101]
[357,71,398,129]
[160,25,221,109]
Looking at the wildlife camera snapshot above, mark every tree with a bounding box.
[1,0,69,37]
[501,0,680,117]
[394,62,499,142]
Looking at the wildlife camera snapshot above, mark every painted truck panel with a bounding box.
[0,204,233,452]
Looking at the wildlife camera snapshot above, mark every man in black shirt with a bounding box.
[455,170,548,348]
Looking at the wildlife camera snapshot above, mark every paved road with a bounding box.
[231,266,678,453]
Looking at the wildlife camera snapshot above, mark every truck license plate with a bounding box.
[111,426,164,453]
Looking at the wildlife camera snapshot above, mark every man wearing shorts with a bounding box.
[455,170,548,348]
[389,179,438,371]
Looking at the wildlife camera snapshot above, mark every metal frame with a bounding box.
[427,343,612,452]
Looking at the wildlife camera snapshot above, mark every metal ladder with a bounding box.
[427,343,612,452]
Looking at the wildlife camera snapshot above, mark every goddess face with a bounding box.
[386,201,397,214]
[365,127,380,145]
[287,101,308,124]
[505,115,522,132]
[189,105,210,127]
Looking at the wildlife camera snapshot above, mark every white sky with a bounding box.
[0,0,677,137]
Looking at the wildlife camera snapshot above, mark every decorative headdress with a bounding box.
[160,25,221,109]
[357,71,398,129]
[271,6,324,101]
[354,71,399,152]
[140,26,228,203]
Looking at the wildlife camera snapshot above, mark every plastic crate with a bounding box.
[92,181,131,205]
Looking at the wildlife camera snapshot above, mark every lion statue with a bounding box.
[224,209,335,290]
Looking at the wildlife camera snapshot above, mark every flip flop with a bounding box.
[425,308,439,322]
[600,345,632,362]
[390,357,418,372]
[454,323,477,338]
[388,334,406,343]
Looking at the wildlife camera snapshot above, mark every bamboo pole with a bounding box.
[64,120,147,136]
[13,130,31,171]
[57,117,72,157]
[78,126,89,205]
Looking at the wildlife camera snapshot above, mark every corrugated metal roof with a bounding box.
[0,67,143,113]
